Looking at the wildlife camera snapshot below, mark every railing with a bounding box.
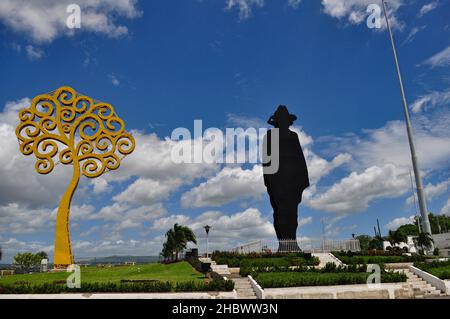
[231,239,360,254]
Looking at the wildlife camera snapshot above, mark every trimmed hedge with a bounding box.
[212,251,313,260]
[332,251,425,264]
[212,252,319,268]
[0,279,234,294]
[253,271,407,288]
[240,262,368,276]
[414,260,450,280]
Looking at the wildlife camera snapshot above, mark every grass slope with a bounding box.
[0,262,204,285]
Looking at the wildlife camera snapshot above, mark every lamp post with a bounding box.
[382,0,432,235]
[204,225,211,258]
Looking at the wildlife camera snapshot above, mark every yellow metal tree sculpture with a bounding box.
[15,86,135,268]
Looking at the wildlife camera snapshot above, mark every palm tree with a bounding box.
[162,224,197,262]
[413,232,434,254]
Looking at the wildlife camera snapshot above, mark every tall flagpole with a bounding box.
[409,169,421,233]
[381,0,432,234]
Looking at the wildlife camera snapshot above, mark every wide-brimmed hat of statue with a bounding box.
[267,105,297,126]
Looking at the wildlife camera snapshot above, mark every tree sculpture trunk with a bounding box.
[54,161,80,268]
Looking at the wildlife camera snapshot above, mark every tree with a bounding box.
[396,223,419,236]
[35,251,48,260]
[161,224,197,262]
[387,229,407,247]
[428,213,450,234]
[15,87,135,267]
[414,232,434,254]
[355,235,371,251]
[13,252,41,268]
[368,235,384,250]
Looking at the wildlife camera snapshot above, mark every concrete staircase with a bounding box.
[393,268,444,298]
[313,253,345,268]
[228,274,257,299]
[211,263,231,276]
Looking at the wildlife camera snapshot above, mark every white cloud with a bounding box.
[25,45,44,60]
[105,131,219,183]
[225,0,264,20]
[181,165,265,208]
[406,180,449,206]
[0,238,54,262]
[0,203,53,234]
[152,214,192,231]
[0,99,75,207]
[306,151,352,185]
[0,203,94,234]
[66,204,96,221]
[0,0,142,43]
[423,46,450,68]
[109,73,120,86]
[113,178,181,205]
[307,164,410,214]
[91,178,111,194]
[226,113,266,128]
[418,1,439,17]
[92,202,165,223]
[330,116,450,172]
[410,89,450,113]
[402,25,426,45]
[288,0,302,9]
[150,208,277,251]
[321,0,403,29]
[298,216,313,227]
[324,216,357,238]
[79,225,100,237]
[385,215,415,231]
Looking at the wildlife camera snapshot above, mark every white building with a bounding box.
[383,236,417,254]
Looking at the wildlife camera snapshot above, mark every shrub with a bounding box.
[186,257,210,274]
[332,251,425,264]
[212,252,320,268]
[433,248,440,256]
[323,262,337,273]
[253,271,406,288]
[414,260,450,280]
[0,278,234,294]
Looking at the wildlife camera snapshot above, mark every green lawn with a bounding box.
[0,262,205,286]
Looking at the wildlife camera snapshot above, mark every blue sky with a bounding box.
[0,0,449,262]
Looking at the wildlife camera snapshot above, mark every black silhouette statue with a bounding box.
[263,105,310,252]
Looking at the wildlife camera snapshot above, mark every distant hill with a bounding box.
[75,256,159,264]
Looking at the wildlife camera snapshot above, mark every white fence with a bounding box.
[231,239,360,254]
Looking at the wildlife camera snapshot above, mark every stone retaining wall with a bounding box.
[263,283,410,299]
